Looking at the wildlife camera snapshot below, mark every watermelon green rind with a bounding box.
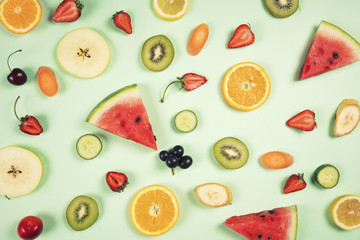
[86,84,138,122]
[225,205,298,240]
[299,20,360,80]
[86,84,157,150]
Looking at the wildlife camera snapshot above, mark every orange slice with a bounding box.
[130,185,179,236]
[222,62,271,111]
[153,0,189,21]
[331,194,360,230]
[0,0,42,34]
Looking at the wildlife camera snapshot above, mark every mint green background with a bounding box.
[1,0,360,239]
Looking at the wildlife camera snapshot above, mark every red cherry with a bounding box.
[17,216,43,240]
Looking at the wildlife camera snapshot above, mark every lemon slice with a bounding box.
[153,0,189,21]
[331,194,360,230]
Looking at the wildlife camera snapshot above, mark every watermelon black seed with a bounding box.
[135,117,141,123]
[268,210,275,214]
[259,215,265,218]
[258,234,262,238]
[333,53,338,59]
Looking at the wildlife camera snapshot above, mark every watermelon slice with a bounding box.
[86,84,157,150]
[225,205,297,240]
[299,21,360,80]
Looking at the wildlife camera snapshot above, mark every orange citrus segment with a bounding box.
[331,194,360,230]
[153,0,188,21]
[130,185,179,236]
[222,62,271,111]
[0,0,42,34]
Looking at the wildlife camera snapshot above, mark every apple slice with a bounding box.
[0,146,43,198]
[57,28,111,78]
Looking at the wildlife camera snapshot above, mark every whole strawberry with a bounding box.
[106,171,128,192]
[161,73,208,102]
[283,173,307,194]
[14,96,43,136]
[228,24,255,48]
[52,0,84,23]
[113,11,132,34]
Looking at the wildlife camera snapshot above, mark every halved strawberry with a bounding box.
[228,24,255,48]
[286,109,316,131]
[283,173,307,194]
[52,0,83,23]
[106,171,128,192]
[14,96,43,136]
[113,11,132,34]
[161,73,208,102]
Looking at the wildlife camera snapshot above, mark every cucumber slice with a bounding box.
[174,110,197,133]
[76,134,102,160]
[314,164,340,189]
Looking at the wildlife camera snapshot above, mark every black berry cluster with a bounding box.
[159,145,193,175]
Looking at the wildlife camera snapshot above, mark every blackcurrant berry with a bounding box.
[179,155,193,169]
[166,155,178,168]
[159,150,170,161]
[171,145,184,158]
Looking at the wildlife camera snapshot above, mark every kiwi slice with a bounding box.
[66,195,99,231]
[141,35,175,72]
[264,0,299,18]
[213,137,249,169]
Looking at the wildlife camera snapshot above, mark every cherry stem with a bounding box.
[160,80,180,103]
[14,96,22,122]
[7,49,22,72]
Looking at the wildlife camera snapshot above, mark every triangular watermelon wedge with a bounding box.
[299,21,360,80]
[225,205,298,240]
[86,84,157,150]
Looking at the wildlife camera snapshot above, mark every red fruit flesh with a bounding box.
[17,216,43,240]
[14,97,43,136]
[106,171,128,192]
[283,173,307,194]
[113,11,132,34]
[52,0,83,23]
[286,109,316,131]
[228,24,255,48]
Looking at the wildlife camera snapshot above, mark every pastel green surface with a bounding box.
[1,0,360,239]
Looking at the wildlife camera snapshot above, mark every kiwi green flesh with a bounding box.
[66,195,99,231]
[213,137,249,169]
[142,35,174,72]
[264,0,299,18]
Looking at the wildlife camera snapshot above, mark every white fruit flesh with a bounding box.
[0,146,43,197]
[334,99,360,137]
[194,183,232,207]
[57,28,111,78]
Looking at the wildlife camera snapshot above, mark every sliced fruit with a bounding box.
[283,173,306,194]
[76,134,102,160]
[174,110,197,133]
[264,0,299,18]
[0,146,43,197]
[286,109,316,131]
[161,73,208,102]
[141,35,174,72]
[52,0,83,23]
[261,151,294,169]
[187,23,209,56]
[14,96,43,136]
[194,183,232,207]
[228,24,255,48]
[86,84,157,150]
[66,195,99,231]
[222,62,271,111]
[314,164,340,189]
[331,194,360,230]
[0,0,42,34]
[130,185,179,236]
[213,137,249,169]
[57,28,111,78]
[225,205,298,240]
[334,99,360,137]
[106,171,128,192]
[153,0,189,21]
[37,66,58,97]
[299,21,360,80]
